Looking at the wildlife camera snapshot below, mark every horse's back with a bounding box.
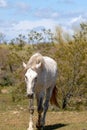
[43,56,57,73]
[43,56,58,85]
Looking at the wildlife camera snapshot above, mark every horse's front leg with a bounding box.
[27,98,34,130]
[36,93,44,129]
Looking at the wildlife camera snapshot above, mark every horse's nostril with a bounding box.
[27,93,33,98]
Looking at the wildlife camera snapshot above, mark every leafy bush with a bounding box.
[0,23,87,110]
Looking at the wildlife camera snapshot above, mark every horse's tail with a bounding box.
[50,85,59,107]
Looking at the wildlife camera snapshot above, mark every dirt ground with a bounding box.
[0,109,87,130]
[0,92,87,130]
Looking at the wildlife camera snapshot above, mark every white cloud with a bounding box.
[0,0,7,7]
[70,15,86,27]
[51,12,59,18]
[70,16,83,24]
[1,15,87,41]
[34,8,59,19]
[0,19,58,40]
[12,19,58,31]
[70,16,86,32]
[57,0,74,4]
[16,2,30,12]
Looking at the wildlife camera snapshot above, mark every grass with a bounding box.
[0,88,87,130]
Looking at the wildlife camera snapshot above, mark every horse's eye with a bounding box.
[35,77,37,81]
[25,76,28,81]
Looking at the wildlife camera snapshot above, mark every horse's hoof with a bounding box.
[36,127,44,130]
[27,127,34,130]
[36,124,44,130]
[40,127,44,130]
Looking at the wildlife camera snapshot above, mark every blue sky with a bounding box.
[0,0,87,41]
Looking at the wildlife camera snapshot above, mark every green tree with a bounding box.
[54,23,87,109]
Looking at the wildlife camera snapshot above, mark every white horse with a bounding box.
[23,53,58,130]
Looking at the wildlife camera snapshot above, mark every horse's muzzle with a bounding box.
[27,93,34,99]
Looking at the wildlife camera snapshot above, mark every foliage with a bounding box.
[0,24,87,110]
[27,29,54,44]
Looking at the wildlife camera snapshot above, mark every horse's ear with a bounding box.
[23,62,26,68]
[36,62,42,69]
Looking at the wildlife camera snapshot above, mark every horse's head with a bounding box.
[23,53,44,98]
[24,68,38,98]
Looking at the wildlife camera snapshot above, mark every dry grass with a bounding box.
[0,91,87,130]
[0,110,87,130]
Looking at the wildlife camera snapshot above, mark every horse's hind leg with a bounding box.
[42,87,53,127]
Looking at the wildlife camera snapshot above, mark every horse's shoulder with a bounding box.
[43,56,57,67]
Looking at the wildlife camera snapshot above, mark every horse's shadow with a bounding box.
[44,123,68,130]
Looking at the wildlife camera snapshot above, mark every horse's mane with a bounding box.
[26,53,45,70]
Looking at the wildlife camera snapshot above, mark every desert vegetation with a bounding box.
[0,23,87,130]
[0,23,87,111]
